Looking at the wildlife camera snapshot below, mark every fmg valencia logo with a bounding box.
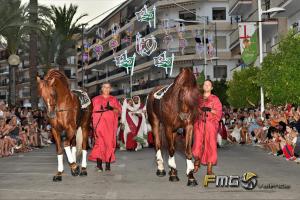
[204,172,258,190]
[203,172,291,190]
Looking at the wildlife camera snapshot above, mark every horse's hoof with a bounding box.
[156,169,166,177]
[79,168,88,176]
[71,165,80,176]
[187,179,198,187]
[53,175,62,182]
[169,175,180,182]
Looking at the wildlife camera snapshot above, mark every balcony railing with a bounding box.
[229,0,253,15]
[18,78,30,84]
[0,82,8,87]
[229,26,239,48]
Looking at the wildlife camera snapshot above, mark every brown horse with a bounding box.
[146,68,199,186]
[36,69,92,181]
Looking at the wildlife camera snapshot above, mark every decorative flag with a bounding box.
[91,41,104,60]
[122,26,134,46]
[109,23,120,53]
[162,19,173,51]
[135,32,157,56]
[153,51,175,76]
[207,34,215,59]
[96,27,105,40]
[238,22,258,65]
[114,50,136,76]
[135,5,156,28]
[194,30,204,57]
[83,41,90,63]
[176,22,188,55]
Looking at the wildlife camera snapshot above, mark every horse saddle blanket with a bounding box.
[72,90,91,109]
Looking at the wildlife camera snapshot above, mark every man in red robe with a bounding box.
[193,80,222,175]
[88,82,121,172]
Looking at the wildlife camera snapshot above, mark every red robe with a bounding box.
[88,95,121,163]
[193,94,222,165]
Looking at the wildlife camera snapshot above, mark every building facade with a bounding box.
[229,0,300,70]
[78,0,240,99]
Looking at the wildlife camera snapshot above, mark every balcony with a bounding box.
[229,25,239,49]
[19,92,30,98]
[229,0,252,15]
[157,0,197,8]
[0,68,9,75]
[0,95,6,100]
[271,0,300,18]
[18,78,30,84]
[0,82,8,87]
[132,78,174,92]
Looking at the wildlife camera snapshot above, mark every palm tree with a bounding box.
[0,0,25,37]
[49,4,87,71]
[29,0,39,109]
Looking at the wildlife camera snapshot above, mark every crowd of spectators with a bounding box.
[218,104,300,162]
[0,102,52,157]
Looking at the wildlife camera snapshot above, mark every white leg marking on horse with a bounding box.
[71,146,77,163]
[82,150,87,168]
[168,156,176,169]
[64,146,74,164]
[57,154,63,172]
[156,150,164,170]
[186,159,194,175]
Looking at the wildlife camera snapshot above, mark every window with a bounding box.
[179,9,196,21]
[64,70,71,78]
[213,65,227,79]
[212,7,226,20]
[215,36,227,49]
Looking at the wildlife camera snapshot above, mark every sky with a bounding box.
[22,0,127,27]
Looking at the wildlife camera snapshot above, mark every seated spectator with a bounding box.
[228,120,242,143]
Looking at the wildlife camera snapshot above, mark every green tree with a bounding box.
[227,66,260,108]
[212,79,228,106]
[260,30,300,105]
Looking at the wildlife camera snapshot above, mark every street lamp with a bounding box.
[258,0,285,118]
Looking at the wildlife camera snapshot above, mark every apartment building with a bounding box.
[229,0,300,69]
[78,0,240,99]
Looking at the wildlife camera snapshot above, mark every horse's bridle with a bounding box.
[43,91,72,118]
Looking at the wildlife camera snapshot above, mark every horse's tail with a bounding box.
[76,127,83,156]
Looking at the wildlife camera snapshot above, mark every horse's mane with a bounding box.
[44,69,69,89]
[172,68,199,113]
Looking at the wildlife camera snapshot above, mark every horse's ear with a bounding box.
[49,78,55,86]
[36,76,41,83]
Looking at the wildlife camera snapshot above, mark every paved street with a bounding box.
[0,144,300,200]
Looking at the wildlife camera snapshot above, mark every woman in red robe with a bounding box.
[193,80,222,175]
[88,82,121,172]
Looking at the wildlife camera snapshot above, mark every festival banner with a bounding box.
[238,22,258,65]
[114,50,136,76]
[153,51,175,76]
[135,5,156,28]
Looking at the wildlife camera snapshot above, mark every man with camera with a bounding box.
[193,80,222,175]
[88,82,121,172]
